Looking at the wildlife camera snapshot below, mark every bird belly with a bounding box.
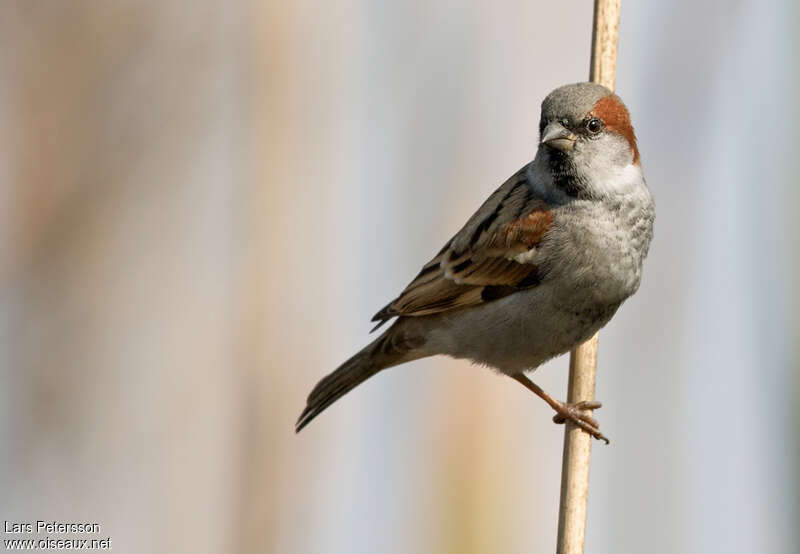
[421,285,618,375]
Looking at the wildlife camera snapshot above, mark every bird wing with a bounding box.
[372,164,554,327]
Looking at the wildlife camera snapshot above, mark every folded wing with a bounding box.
[372,165,553,327]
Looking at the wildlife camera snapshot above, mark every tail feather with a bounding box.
[295,324,424,432]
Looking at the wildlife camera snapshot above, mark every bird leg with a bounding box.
[511,373,609,444]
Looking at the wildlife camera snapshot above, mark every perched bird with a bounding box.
[296,82,654,442]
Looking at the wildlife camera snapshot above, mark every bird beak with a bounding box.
[540,122,576,152]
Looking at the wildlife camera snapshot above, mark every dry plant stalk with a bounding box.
[556,1,620,553]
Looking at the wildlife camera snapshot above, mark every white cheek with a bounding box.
[575,133,642,196]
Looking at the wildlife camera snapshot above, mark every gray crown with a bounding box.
[540,82,614,126]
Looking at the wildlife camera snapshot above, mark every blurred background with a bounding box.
[1,1,798,553]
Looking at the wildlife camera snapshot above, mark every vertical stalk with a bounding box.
[556,1,620,553]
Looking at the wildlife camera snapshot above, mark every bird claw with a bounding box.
[552,400,609,444]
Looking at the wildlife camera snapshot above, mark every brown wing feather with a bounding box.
[372,164,553,327]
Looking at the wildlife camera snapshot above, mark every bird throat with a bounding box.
[546,149,591,199]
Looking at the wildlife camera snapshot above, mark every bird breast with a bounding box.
[545,188,654,310]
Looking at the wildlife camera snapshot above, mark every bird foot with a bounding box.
[510,374,610,444]
[552,400,609,444]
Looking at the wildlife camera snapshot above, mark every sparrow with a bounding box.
[296,82,654,442]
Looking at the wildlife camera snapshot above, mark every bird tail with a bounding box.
[295,322,424,432]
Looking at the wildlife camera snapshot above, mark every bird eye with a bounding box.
[585,118,603,134]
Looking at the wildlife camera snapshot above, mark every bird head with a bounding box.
[537,82,641,198]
